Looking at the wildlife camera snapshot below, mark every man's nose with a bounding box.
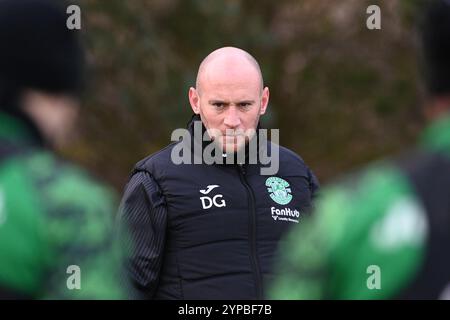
[223,107,241,128]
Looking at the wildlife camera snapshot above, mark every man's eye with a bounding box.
[238,103,251,108]
[213,103,224,108]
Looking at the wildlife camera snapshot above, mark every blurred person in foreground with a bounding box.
[270,0,450,300]
[119,46,319,299]
[0,0,125,299]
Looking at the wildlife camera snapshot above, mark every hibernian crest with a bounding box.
[265,177,292,205]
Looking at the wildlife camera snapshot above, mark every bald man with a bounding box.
[119,47,319,299]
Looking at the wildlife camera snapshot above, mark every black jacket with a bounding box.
[119,117,319,299]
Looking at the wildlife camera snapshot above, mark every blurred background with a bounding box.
[69,0,426,192]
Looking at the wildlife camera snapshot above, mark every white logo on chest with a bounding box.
[199,185,226,210]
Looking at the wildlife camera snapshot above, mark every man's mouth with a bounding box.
[223,134,245,142]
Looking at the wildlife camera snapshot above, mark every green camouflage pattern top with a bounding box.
[269,114,450,299]
[0,111,126,299]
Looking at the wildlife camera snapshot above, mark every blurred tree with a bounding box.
[68,0,426,191]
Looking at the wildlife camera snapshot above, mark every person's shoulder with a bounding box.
[23,150,118,212]
[327,154,422,202]
[276,143,307,165]
[268,141,310,175]
[316,159,418,237]
[134,141,180,174]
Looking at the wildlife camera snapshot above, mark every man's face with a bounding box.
[21,90,80,150]
[189,65,269,153]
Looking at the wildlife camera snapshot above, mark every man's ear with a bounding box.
[189,87,200,114]
[260,87,269,115]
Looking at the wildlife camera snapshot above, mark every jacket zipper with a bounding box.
[237,164,263,299]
